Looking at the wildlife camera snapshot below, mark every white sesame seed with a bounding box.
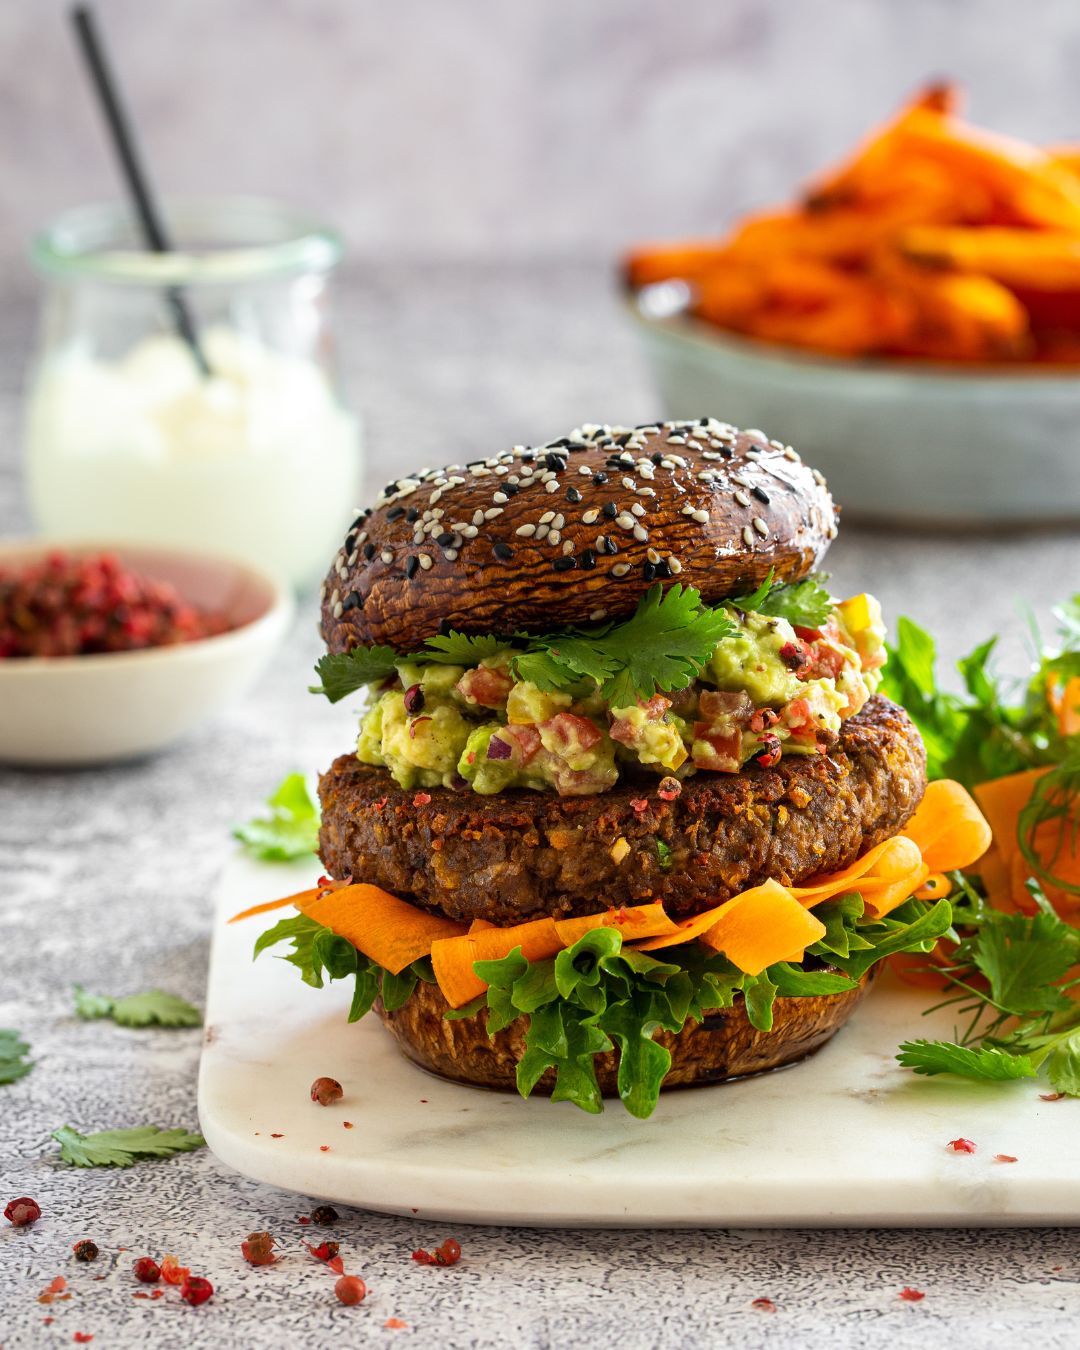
[680,504,695,516]
[413,532,424,546]
[418,554,433,570]
[667,436,686,445]
[472,509,484,526]
[730,475,750,488]
[470,465,491,477]
[812,469,826,486]
[462,525,478,538]
[450,521,467,532]
[647,548,661,564]
[785,446,801,462]
[493,491,508,504]
[703,450,723,461]
[633,524,648,542]
[582,508,599,525]
[638,486,656,497]
[330,589,340,607]
[578,465,592,476]
[639,464,655,480]
[347,551,358,566]
[549,530,561,545]
[545,480,559,494]
[734,490,751,507]
[535,524,550,540]
[668,556,683,574]
[444,548,459,561]
[431,508,445,520]
[745,428,767,441]
[631,502,646,517]
[552,513,565,530]
[516,524,537,537]
[691,509,710,524]
[595,535,607,551]
[356,531,368,545]
[769,439,784,450]
[333,601,343,618]
[742,525,755,546]
[562,540,575,555]
[539,511,555,524]
[380,550,393,564]
[611,562,631,577]
[753,517,769,537]
[493,464,509,475]
[485,507,504,520]
[622,477,636,490]
[660,458,676,470]
[338,567,348,581]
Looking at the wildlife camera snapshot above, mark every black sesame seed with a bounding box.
[504,482,520,496]
[566,486,582,504]
[342,590,364,610]
[350,515,366,532]
[386,506,406,522]
[593,472,609,485]
[654,560,672,579]
[438,619,453,637]
[752,486,771,504]
[599,536,618,556]
[602,502,618,519]
[643,561,657,582]
[493,542,513,562]
[406,507,420,523]
[544,452,567,471]
[547,438,571,449]
[699,417,709,426]
[567,441,588,451]
[404,556,419,579]
[580,549,597,570]
[437,532,456,547]
[362,508,372,519]
[615,432,631,446]
[651,452,665,465]
[363,542,376,561]
[552,556,577,572]
[521,453,536,463]
[383,482,399,497]
[719,445,734,459]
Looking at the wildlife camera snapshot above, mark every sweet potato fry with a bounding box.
[805,82,962,210]
[900,226,1080,289]
[624,241,738,291]
[875,258,1030,360]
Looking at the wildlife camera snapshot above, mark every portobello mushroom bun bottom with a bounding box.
[238,419,992,1119]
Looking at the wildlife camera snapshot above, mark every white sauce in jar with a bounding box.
[25,326,361,590]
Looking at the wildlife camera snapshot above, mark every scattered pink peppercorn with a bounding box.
[899,1287,926,1302]
[947,1138,976,1154]
[310,1077,344,1106]
[241,1231,276,1266]
[132,1257,161,1284]
[335,1275,367,1306]
[4,1196,41,1226]
[751,1297,776,1312]
[72,1240,99,1263]
[412,1238,462,1267]
[180,1276,214,1307]
[311,1205,339,1225]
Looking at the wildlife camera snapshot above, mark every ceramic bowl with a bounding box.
[0,540,294,766]
[628,283,1080,526]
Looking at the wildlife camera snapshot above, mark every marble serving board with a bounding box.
[199,854,1080,1228]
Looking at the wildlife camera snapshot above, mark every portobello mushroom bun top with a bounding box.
[311,418,886,798]
[320,419,837,652]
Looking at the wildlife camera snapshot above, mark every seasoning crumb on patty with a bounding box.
[318,694,927,924]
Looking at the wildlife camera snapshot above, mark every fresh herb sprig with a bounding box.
[311,575,836,708]
[0,1029,32,1085]
[897,874,1080,1095]
[234,773,321,862]
[73,986,201,1028]
[52,1124,205,1168]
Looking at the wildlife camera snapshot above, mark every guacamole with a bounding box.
[355,594,885,796]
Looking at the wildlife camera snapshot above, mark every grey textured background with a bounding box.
[3,0,1080,263]
[3,3,1080,1345]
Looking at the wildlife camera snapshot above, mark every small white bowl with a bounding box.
[629,286,1080,526]
[0,540,294,766]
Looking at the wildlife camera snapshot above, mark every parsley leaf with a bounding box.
[52,1124,205,1168]
[655,839,673,871]
[0,1029,32,1085]
[73,986,201,1028]
[310,644,401,702]
[896,1040,1038,1081]
[732,570,835,628]
[234,773,321,862]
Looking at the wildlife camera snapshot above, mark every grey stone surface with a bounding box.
[5,0,1080,261]
[2,264,1080,1347]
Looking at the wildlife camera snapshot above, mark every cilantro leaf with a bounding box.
[420,632,510,664]
[896,1040,1038,1082]
[1046,1032,1080,1096]
[73,986,201,1028]
[754,574,834,628]
[234,773,321,862]
[310,645,401,702]
[655,838,673,871]
[0,1029,32,1085]
[587,584,735,707]
[52,1124,205,1168]
[971,908,1080,1017]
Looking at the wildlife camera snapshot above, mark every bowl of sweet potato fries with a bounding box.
[624,84,1080,524]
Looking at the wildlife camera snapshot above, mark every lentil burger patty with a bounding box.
[319,693,926,924]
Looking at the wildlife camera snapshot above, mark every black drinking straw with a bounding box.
[71,4,211,375]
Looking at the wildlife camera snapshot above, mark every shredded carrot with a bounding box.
[1059,675,1080,737]
[431,918,563,1008]
[228,888,324,924]
[973,767,1052,857]
[300,884,467,975]
[905,778,993,871]
[553,903,681,947]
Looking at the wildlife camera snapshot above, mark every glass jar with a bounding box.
[25,197,362,590]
